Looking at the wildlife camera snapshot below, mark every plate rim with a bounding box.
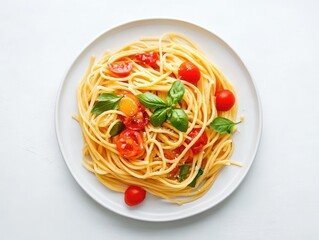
[55,17,263,222]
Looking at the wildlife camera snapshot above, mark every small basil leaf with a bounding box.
[113,100,121,110]
[209,117,240,134]
[97,93,121,102]
[165,95,174,106]
[110,121,125,137]
[167,80,185,104]
[188,168,203,187]
[91,93,123,115]
[150,108,168,127]
[137,92,168,109]
[166,107,173,118]
[178,165,190,182]
[169,108,188,132]
[91,101,120,115]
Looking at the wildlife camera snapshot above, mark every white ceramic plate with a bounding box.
[55,19,262,222]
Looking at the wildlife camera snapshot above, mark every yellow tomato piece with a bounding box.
[119,95,138,116]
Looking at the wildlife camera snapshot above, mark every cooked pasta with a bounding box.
[76,33,240,205]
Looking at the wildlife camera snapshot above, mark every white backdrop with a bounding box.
[1,0,318,239]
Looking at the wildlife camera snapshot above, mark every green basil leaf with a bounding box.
[209,117,240,134]
[97,93,121,102]
[137,92,168,109]
[178,165,190,182]
[112,100,121,110]
[91,101,119,114]
[188,168,203,187]
[166,107,173,118]
[150,108,168,127]
[167,80,185,104]
[109,121,125,137]
[165,95,174,106]
[169,108,188,132]
[91,93,123,115]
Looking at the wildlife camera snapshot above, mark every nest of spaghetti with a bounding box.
[76,33,240,205]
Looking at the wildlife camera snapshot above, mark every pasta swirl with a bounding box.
[76,33,239,204]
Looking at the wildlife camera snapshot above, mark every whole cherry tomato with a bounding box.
[124,185,146,206]
[215,89,235,111]
[178,61,201,85]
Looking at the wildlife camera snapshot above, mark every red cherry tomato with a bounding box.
[164,146,185,160]
[186,128,208,154]
[135,52,159,67]
[115,129,144,159]
[163,145,193,163]
[123,111,149,130]
[167,166,180,179]
[118,94,149,131]
[169,166,180,175]
[178,61,201,85]
[124,185,146,206]
[109,61,133,76]
[215,89,235,111]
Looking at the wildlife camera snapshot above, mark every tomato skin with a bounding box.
[117,92,149,130]
[119,96,138,117]
[135,52,159,67]
[186,128,208,154]
[178,61,201,85]
[215,90,235,111]
[109,61,133,76]
[164,146,184,160]
[215,79,221,95]
[167,166,180,179]
[116,129,144,159]
[164,145,193,163]
[124,185,146,206]
[123,111,149,131]
[119,92,140,117]
[170,166,180,175]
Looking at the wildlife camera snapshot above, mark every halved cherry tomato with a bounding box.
[117,92,149,130]
[164,146,185,160]
[124,185,146,206]
[186,128,208,154]
[167,166,180,179]
[109,61,133,76]
[123,111,149,131]
[116,129,144,159]
[170,166,180,175]
[135,52,159,67]
[178,61,201,85]
[164,145,193,163]
[215,89,235,111]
